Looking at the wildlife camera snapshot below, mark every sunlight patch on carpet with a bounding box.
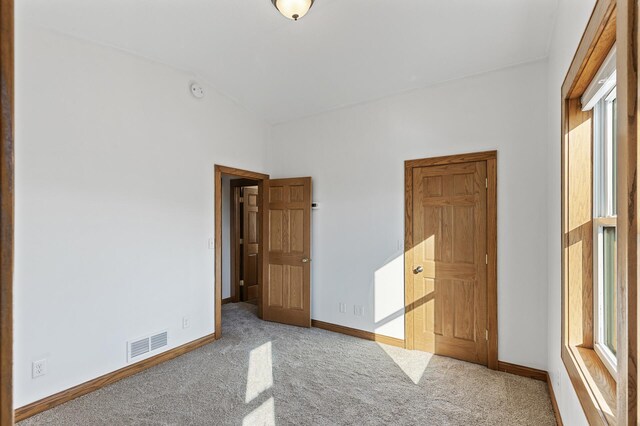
[377,343,433,384]
[245,341,274,403]
[242,397,275,426]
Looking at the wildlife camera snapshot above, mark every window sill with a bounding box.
[562,344,616,425]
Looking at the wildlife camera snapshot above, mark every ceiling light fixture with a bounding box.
[271,0,314,21]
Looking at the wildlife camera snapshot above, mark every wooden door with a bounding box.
[243,187,260,302]
[409,161,488,365]
[262,178,312,327]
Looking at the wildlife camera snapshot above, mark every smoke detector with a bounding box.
[190,83,205,99]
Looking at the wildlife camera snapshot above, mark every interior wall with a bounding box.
[268,60,549,369]
[14,24,269,407]
[545,0,596,424]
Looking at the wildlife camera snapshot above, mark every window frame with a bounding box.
[560,1,620,424]
[592,85,617,378]
[593,217,617,376]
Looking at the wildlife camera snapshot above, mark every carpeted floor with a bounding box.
[20,303,556,425]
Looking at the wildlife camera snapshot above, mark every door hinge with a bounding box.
[240,238,244,244]
[239,197,244,203]
[240,280,244,287]
[485,329,489,340]
[485,254,488,265]
[485,178,488,189]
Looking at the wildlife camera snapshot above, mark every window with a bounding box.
[561,1,640,423]
[561,4,619,419]
[592,85,617,376]
[583,46,617,376]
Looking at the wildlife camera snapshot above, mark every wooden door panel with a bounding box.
[246,254,258,284]
[270,186,284,202]
[453,280,475,341]
[269,210,284,252]
[268,264,284,307]
[247,215,258,244]
[263,177,312,327]
[424,262,475,280]
[453,206,474,263]
[410,161,488,365]
[290,209,305,253]
[290,185,305,202]
[289,265,305,310]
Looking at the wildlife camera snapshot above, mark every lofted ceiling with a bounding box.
[20,0,559,124]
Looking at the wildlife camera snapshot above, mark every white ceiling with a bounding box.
[20,0,559,124]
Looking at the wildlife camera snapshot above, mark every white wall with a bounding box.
[269,60,549,369]
[545,0,596,424]
[14,24,269,407]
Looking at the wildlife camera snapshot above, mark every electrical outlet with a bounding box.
[354,305,364,316]
[338,303,347,313]
[182,316,190,329]
[32,359,47,378]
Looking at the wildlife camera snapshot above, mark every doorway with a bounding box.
[214,166,314,338]
[404,151,498,368]
[215,166,268,338]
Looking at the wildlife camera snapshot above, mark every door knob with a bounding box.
[413,266,424,274]
[302,257,311,263]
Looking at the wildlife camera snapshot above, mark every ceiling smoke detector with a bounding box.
[190,83,205,99]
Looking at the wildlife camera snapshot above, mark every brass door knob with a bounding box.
[302,257,311,263]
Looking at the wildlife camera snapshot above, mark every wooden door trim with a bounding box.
[214,165,268,338]
[1,0,14,423]
[404,150,498,370]
[405,150,498,168]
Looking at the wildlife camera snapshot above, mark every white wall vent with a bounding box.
[129,338,150,359]
[128,330,168,362]
[150,331,168,351]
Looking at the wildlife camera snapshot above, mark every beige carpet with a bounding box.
[20,303,556,425]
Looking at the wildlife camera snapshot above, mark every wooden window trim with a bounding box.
[404,150,498,369]
[561,0,638,424]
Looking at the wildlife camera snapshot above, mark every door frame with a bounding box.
[214,165,269,338]
[1,0,14,423]
[404,150,498,369]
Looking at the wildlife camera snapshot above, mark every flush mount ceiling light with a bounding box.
[271,0,314,21]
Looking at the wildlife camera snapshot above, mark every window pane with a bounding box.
[603,226,617,354]
[611,97,617,215]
